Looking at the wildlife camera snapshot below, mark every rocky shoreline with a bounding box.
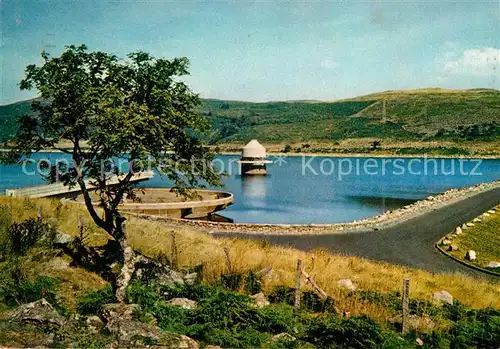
[128,180,500,236]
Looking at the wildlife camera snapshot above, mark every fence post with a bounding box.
[223,247,232,274]
[78,216,83,232]
[6,203,12,225]
[170,231,178,270]
[37,206,42,218]
[295,259,303,308]
[402,278,410,334]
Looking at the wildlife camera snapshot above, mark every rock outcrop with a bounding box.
[250,293,270,308]
[166,298,198,310]
[10,298,66,329]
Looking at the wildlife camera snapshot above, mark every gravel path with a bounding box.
[215,187,500,280]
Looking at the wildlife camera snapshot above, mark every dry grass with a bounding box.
[1,196,499,319]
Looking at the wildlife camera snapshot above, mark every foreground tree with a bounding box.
[3,45,221,301]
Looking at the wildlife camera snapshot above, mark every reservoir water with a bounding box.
[0,153,498,224]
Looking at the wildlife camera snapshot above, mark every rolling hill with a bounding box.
[1,88,499,144]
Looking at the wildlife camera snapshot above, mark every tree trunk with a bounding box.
[115,244,135,303]
[114,221,136,303]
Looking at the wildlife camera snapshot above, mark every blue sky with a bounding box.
[1,0,499,105]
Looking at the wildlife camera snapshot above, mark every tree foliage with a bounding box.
[2,45,221,300]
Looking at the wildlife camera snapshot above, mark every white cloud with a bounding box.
[442,47,499,77]
[320,58,338,69]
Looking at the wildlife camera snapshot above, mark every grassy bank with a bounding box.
[446,206,500,270]
[1,196,500,347]
[215,139,500,158]
[1,196,499,313]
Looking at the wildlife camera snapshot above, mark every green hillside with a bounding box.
[0,99,37,142]
[202,88,500,143]
[1,89,499,144]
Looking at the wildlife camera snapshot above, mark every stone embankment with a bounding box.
[129,180,500,236]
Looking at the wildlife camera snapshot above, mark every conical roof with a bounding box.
[242,139,266,158]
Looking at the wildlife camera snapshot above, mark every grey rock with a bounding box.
[441,239,452,246]
[166,298,198,310]
[337,279,357,291]
[487,261,500,269]
[433,291,453,305]
[103,303,199,348]
[86,315,104,334]
[10,298,66,328]
[250,293,270,308]
[455,226,462,235]
[55,231,75,244]
[447,244,459,252]
[101,303,141,322]
[183,272,198,286]
[133,254,185,286]
[271,332,297,342]
[416,338,424,346]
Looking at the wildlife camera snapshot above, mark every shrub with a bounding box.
[244,271,262,294]
[283,144,292,153]
[76,285,116,315]
[306,314,384,349]
[219,272,243,291]
[1,218,56,257]
[254,303,307,336]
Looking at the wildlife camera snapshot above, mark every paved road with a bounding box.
[215,187,500,281]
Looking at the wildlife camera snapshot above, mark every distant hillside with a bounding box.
[201,88,500,143]
[1,89,499,143]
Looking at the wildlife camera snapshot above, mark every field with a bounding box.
[1,196,499,312]
[1,196,500,347]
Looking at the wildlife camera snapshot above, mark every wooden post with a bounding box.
[36,206,42,218]
[255,266,272,278]
[170,231,178,270]
[402,278,410,334]
[223,247,232,273]
[295,259,303,308]
[6,204,12,225]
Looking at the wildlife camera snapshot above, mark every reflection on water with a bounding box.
[0,153,499,224]
[346,195,416,211]
[241,175,267,200]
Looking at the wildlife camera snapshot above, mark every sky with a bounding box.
[1,0,499,105]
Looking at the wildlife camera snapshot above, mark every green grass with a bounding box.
[449,208,500,269]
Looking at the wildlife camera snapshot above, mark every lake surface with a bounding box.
[0,153,498,224]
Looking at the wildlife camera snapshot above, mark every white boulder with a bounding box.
[455,227,462,235]
[487,261,500,269]
[433,290,453,305]
[465,250,476,261]
[337,279,357,291]
[250,293,270,308]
